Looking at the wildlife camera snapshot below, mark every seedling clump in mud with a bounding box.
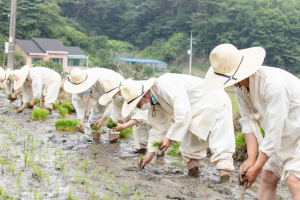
[25,102,30,108]
[92,125,100,132]
[31,108,50,120]
[151,141,162,148]
[119,127,132,139]
[52,100,59,109]
[55,119,79,131]
[36,98,41,107]
[58,102,74,113]
[107,118,117,128]
[167,141,181,156]
[59,107,68,118]
[7,94,12,100]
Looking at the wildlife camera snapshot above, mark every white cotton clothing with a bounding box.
[72,68,124,124]
[146,73,235,170]
[5,75,14,94]
[22,67,61,107]
[131,109,150,146]
[235,66,300,162]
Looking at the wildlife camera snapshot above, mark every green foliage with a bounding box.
[7,94,12,100]
[107,118,117,128]
[58,102,74,113]
[169,67,181,74]
[36,98,41,106]
[55,119,79,131]
[58,107,68,118]
[14,51,25,69]
[25,102,30,108]
[34,60,63,74]
[235,132,246,148]
[53,100,59,109]
[132,63,144,72]
[92,125,100,132]
[31,108,50,120]
[142,65,154,78]
[119,127,132,139]
[151,141,161,148]
[166,141,181,156]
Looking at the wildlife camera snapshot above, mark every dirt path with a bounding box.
[0,90,291,200]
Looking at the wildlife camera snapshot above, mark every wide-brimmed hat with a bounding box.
[99,76,125,105]
[0,67,11,89]
[121,77,156,117]
[64,68,98,94]
[204,44,266,92]
[11,65,30,91]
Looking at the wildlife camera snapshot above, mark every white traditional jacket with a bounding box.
[5,75,14,94]
[72,68,124,119]
[236,66,300,161]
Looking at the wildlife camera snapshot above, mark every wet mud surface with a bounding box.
[0,90,292,200]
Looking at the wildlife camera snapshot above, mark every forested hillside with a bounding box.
[1,0,300,74]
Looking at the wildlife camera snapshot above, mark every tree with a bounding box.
[142,65,154,78]
[34,60,63,74]
[132,62,144,72]
[170,67,181,74]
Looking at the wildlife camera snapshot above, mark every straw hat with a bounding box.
[64,68,98,94]
[204,44,266,92]
[99,76,125,105]
[121,77,156,117]
[0,67,11,89]
[11,65,30,91]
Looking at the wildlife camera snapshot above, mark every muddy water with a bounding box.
[0,90,291,200]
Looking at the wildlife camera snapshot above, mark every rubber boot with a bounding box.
[187,158,200,177]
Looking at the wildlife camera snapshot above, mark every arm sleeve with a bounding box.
[30,70,42,100]
[259,84,290,158]
[161,85,192,141]
[72,93,87,119]
[5,80,12,94]
[102,102,113,118]
[132,110,148,124]
[235,88,252,134]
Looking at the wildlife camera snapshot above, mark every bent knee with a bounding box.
[260,170,280,185]
[287,174,300,188]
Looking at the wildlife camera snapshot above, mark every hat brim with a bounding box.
[64,68,99,94]
[14,65,30,91]
[122,77,156,117]
[204,47,266,92]
[0,68,11,89]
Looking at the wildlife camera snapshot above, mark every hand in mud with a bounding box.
[11,93,17,100]
[159,137,172,152]
[244,166,260,188]
[239,159,255,183]
[140,152,155,169]
[29,99,36,107]
[77,119,84,129]
[17,108,24,114]
[113,123,125,132]
[94,118,104,127]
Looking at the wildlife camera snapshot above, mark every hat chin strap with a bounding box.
[68,73,88,85]
[0,73,6,83]
[106,82,123,94]
[127,84,144,104]
[214,55,244,85]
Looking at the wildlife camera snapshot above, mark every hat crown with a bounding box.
[121,80,143,103]
[103,77,120,93]
[70,68,87,84]
[210,44,243,74]
[0,67,5,82]
[11,70,22,81]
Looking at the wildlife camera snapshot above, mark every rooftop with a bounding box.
[116,57,166,64]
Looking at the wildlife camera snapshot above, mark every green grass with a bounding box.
[31,108,50,120]
[166,141,181,156]
[58,102,74,113]
[107,118,117,128]
[55,119,79,131]
[151,141,161,148]
[53,100,59,109]
[25,102,30,108]
[59,107,68,118]
[36,98,40,106]
[119,127,132,139]
[7,94,12,100]
[235,132,246,148]
[92,125,100,132]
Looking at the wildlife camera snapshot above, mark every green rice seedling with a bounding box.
[67,154,77,162]
[2,191,6,200]
[139,154,143,167]
[24,152,30,166]
[92,125,100,132]
[27,133,31,140]
[55,182,59,194]
[39,194,44,200]
[1,140,8,151]
[68,187,72,200]
[78,176,83,185]
[31,108,50,120]
[8,161,15,176]
[54,119,79,131]
[93,145,99,155]
[109,176,114,188]
[33,191,38,200]
[119,127,132,139]
[58,102,74,113]
[9,105,13,113]
[23,139,26,150]
[73,196,78,200]
[0,155,4,166]
[39,152,42,161]
[59,150,63,160]
[92,187,96,200]
[52,100,59,109]
[60,161,66,172]
[16,172,22,187]
[80,159,89,170]
[101,171,111,182]
[166,141,181,156]
[132,186,147,200]
[107,118,117,128]
[39,140,43,146]
[54,147,60,155]
[30,184,34,193]
[25,102,30,108]
[46,144,49,152]
[35,165,44,178]
[91,168,99,178]
[0,186,3,195]
[54,159,60,167]
[85,179,89,191]
[119,178,130,199]
[235,132,246,148]
[151,141,161,148]
[46,175,50,185]
[7,94,12,100]
[36,98,40,107]
[58,107,68,118]
[31,143,35,152]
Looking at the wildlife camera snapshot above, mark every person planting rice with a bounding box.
[0,67,21,104]
[99,77,152,153]
[121,74,235,182]
[11,65,61,113]
[204,43,300,199]
[64,68,124,142]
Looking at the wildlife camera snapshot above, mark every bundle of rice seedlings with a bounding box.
[25,102,30,108]
[58,102,74,113]
[261,127,265,137]
[7,94,12,100]
[151,141,162,148]
[36,98,41,107]
[92,125,100,132]
[235,132,246,148]
[53,100,59,109]
[119,127,132,139]
[166,141,181,156]
[107,118,117,128]
[59,107,68,118]
[31,108,50,120]
[55,119,79,131]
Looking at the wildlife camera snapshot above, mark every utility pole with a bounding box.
[7,0,17,70]
[187,31,198,75]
